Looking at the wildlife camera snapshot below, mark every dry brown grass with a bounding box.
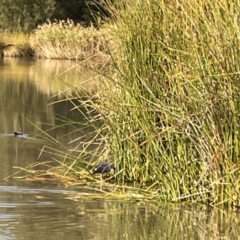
[30,19,118,64]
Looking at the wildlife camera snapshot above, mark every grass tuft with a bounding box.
[30,19,117,64]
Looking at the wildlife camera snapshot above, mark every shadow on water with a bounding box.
[0,58,239,239]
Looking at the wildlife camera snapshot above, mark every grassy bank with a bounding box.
[1,20,115,62]
[0,32,33,57]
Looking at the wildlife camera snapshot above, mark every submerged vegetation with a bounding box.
[5,0,240,206]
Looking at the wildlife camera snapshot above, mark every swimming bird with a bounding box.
[14,131,25,136]
[93,162,115,175]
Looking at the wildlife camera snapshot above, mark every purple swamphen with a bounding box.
[93,162,115,175]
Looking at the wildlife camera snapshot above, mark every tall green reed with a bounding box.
[87,0,240,204]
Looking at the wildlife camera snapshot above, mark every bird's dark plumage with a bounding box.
[93,162,115,174]
[14,131,25,136]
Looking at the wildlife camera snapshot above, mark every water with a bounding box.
[0,58,239,240]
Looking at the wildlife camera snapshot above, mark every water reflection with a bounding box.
[29,59,99,96]
[0,58,97,180]
[0,58,239,240]
[0,184,239,240]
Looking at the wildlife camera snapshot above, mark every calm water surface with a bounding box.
[0,58,239,240]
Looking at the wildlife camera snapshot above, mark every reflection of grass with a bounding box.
[29,59,100,96]
[0,58,100,96]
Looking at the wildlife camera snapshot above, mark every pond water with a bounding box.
[0,58,240,240]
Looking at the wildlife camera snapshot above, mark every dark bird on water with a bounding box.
[93,162,115,175]
[14,131,25,136]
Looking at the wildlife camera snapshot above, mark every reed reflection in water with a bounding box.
[0,184,239,240]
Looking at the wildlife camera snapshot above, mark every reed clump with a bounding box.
[74,0,240,205]
[30,19,117,63]
[0,31,33,57]
[13,0,240,205]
